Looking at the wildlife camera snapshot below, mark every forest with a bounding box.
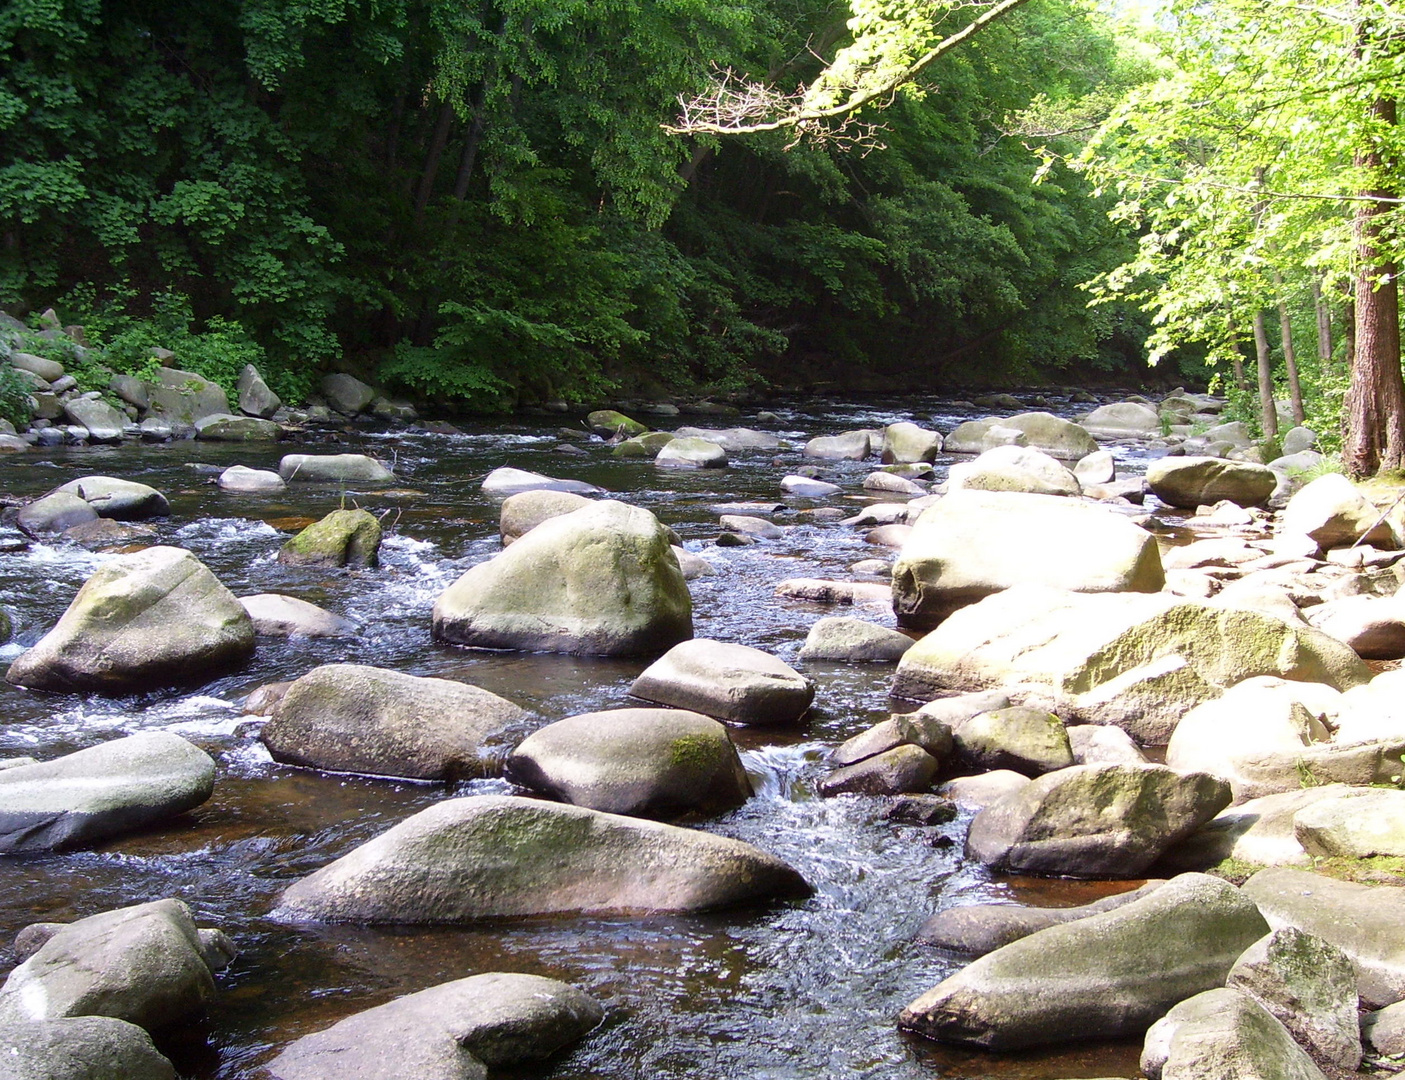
[3,0,1404,467]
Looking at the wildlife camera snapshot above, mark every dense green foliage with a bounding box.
[1,0,1147,409]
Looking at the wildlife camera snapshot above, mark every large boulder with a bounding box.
[951,706,1073,777]
[892,586,1370,745]
[505,708,752,819]
[817,744,942,797]
[5,546,255,693]
[1080,401,1161,439]
[897,873,1270,1050]
[266,973,603,1080]
[882,422,942,463]
[273,795,811,923]
[277,508,382,569]
[263,664,528,781]
[1280,472,1396,549]
[279,454,394,484]
[803,431,870,460]
[433,501,692,656]
[655,437,726,469]
[965,764,1231,877]
[629,639,813,725]
[1243,867,1405,1007]
[61,397,127,442]
[1292,786,1405,858]
[1146,457,1277,508]
[1141,988,1328,1080]
[1226,927,1362,1071]
[1306,594,1405,659]
[144,368,229,425]
[0,899,231,1030]
[53,477,168,520]
[672,426,781,452]
[236,364,281,418]
[1165,676,1391,801]
[941,418,1028,455]
[998,412,1099,459]
[499,489,591,546]
[891,491,1163,630]
[1155,785,1353,872]
[586,409,648,437]
[0,732,214,853]
[217,465,285,493]
[479,467,601,497]
[321,373,376,415]
[946,446,1081,497]
[0,1016,176,1080]
[798,617,914,662]
[194,413,281,441]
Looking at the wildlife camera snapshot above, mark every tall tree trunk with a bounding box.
[1273,272,1305,423]
[412,100,457,230]
[1344,95,1405,477]
[1253,309,1279,436]
[1226,312,1248,391]
[1313,278,1333,365]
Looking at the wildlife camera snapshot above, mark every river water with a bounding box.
[0,397,1156,1079]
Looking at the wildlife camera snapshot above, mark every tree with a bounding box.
[1061,0,1405,473]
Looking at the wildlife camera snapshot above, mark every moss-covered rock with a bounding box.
[4,546,254,693]
[434,500,691,656]
[893,585,1370,745]
[505,707,751,819]
[898,873,1269,1051]
[586,409,648,437]
[277,508,382,569]
[891,491,1164,630]
[273,794,811,923]
[263,663,528,781]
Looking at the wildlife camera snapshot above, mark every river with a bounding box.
[0,395,1157,1079]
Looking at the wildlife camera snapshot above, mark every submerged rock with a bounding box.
[915,880,1165,955]
[274,795,811,923]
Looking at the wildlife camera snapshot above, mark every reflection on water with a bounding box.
[0,396,1149,1079]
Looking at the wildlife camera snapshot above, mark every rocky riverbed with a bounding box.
[0,384,1402,1080]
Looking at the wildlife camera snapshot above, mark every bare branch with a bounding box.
[663,0,1035,141]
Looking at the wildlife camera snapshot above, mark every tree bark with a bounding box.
[1273,273,1304,423]
[1344,94,1405,477]
[1312,278,1333,365]
[1253,309,1279,437]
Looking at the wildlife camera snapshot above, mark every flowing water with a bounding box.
[0,397,1161,1079]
